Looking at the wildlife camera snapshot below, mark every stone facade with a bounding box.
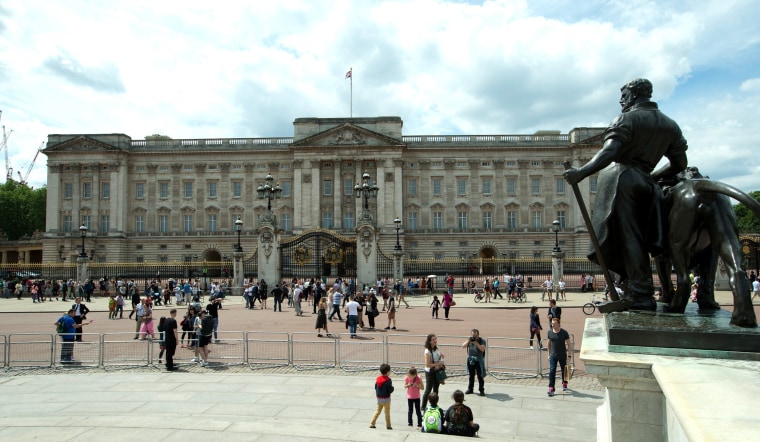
[39,117,604,264]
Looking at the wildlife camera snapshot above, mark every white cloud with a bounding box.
[0,0,758,193]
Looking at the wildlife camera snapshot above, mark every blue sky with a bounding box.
[0,0,758,191]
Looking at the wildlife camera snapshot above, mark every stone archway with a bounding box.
[477,246,498,275]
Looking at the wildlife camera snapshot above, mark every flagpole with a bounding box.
[349,67,353,118]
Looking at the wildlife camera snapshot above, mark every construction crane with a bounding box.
[0,110,14,182]
[17,143,43,185]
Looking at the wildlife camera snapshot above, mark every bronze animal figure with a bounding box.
[655,167,760,327]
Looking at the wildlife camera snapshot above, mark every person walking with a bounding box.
[384,290,397,330]
[366,290,379,329]
[315,297,329,337]
[547,317,571,397]
[71,297,90,342]
[547,299,562,322]
[442,291,454,320]
[529,306,543,350]
[293,284,303,316]
[206,297,221,342]
[421,334,445,410]
[345,295,360,338]
[271,283,283,312]
[462,329,486,396]
[328,288,343,321]
[164,309,179,371]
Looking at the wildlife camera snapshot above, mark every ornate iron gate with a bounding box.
[376,247,394,279]
[242,249,259,278]
[280,230,357,280]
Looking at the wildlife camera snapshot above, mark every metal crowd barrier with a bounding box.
[290,332,337,370]
[0,332,566,378]
[7,333,54,370]
[55,333,101,370]
[486,337,542,379]
[246,331,289,369]
[101,332,152,370]
[337,332,384,372]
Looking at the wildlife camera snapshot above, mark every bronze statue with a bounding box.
[655,167,760,327]
[564,78,688,312]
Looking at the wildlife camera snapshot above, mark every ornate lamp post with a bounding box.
[79,225,88,258]
[552,219,561,252]
[257,174,282,213]
[235,217,243,252]
[394,217,402,251]
[551,219,564,287]
[355,171,379,221]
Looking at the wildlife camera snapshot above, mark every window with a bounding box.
[507,211,517,229]
[136,183,144,199]
[456,161,467,167]
[531,160,541,167]
[458,211,468,229]
[281,213,292,231]
[532,210,542,228]
[101,215,109,232]
[434,252,443,260]
[407,212,418,230]
[208,182,217,198]
[432,179,442,196]
[556,210,566,228]
[184,182,193,198]
[556,178,565,194]
[82,182,92,199]
[408,179,417,196]
[159,215,168,233]
[81,215,91,230]
[531,178,541,194]
[534,251,542,259]
[343,178,353,196]
[208,214,217,232]
[281,181,291,197]
[322,212,333,228]
[343,212,355,229]
[457,179,467,195]
[159,182,169,198]
[63,215,72,232]
[101,182,110,199]
[483,211,492,229]
[434,242,442,247]
[590,176,598,192]
[433,211,443,230]
[482,179,491,195]
[323,180,333,196]
[135,215,144,233]
[506,161,517,167]
[534,240,542,246]
[183,215,193,232]
[64,183,73,198]
[232,182,242,198]
[506,178,516,194]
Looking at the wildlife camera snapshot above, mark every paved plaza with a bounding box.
[0,289,754,441]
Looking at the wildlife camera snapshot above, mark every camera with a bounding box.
[470,336,476,341]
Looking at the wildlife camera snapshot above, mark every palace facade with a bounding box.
[39,116,605,264]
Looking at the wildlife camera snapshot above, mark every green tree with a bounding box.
[735,190,760,233]
[0,181,46,240]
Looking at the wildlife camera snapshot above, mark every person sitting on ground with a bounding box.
[444,389,479,437]
[421,392,446,433]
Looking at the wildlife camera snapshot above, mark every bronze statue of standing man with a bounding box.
[564,79,687,311]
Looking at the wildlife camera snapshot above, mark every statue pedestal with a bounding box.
[582,316,760,441]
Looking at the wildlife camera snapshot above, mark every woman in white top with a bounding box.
[421,334,445,409]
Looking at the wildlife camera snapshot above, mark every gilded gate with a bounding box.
[279,229,357,280]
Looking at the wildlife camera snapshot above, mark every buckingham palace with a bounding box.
[39,116,604,270]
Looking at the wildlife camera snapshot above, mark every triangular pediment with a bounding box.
[291,123,405,148]
[43,135,126,153]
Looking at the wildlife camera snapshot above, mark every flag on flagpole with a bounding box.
[345,68,352,79]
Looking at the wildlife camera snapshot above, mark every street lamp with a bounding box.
[257,174,282,212]
[79,225,88,258]
[552,219,561,252]
[394,217,402,251]
[235,217,243,252]
[355,171,379,214]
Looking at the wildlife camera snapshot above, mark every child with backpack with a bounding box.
[421,392,446,433]
[369,363,394,430]
[108,295,117,319]
[405,366,424,428]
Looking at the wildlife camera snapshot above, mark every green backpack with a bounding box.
[422,406,443,433]
[56,317,67,334]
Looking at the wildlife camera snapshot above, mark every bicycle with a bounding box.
[582,293,604,315]
[473,288,485,303]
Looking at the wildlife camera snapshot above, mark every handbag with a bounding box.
[450,300,456,307]
[435,366,448,384]
[564,364,572,381]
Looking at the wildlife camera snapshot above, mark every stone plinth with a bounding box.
[581,318,760,441]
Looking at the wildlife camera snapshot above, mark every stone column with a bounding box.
[356,224,377,288]
[233,250,244,296]
[552,249,564,287]
[257,223,281,288]
[393,248,404,285]
[77,256,90,284]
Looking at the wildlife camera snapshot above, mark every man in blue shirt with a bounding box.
[55,309,92,363]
